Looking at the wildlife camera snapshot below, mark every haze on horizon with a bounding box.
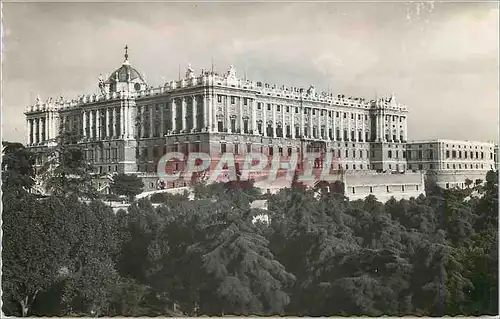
[2,1,498,143]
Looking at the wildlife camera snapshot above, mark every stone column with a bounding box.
[112,107,117,138]
[381,112,386,142]
[26,119,30,145]
[339,112,344,141]
[126,103,131,139]
[225,96,231,133]
[39,118,43,144]
[181,98,187,132]
[389,114,393,142]
[333,112,337,140]
[137,106,143,138]
[53,113,60,140]
[272,104,276,138]
[263,104,267,137]
[160,104,165,136]
[403,116,408,142]
[82,111,87,138]
[347,112,351,142]
[361,113,366,142]
[308,109,313,138]
[300,107,304,137]
[354,112,358,142]
[105,108,110,138]
[252,100,257,135]
[89,111,94,139]
[96,109,101,140]
[171,99,177,133]
[192,96,198,131]
[326,111,330,140]
[239,97,244,133]
[123,104,128,138]
[150,105,154,138]
[202,94,208,131]
[317,109,321,139]
[282,105,285,137]
[210,94,216,132]
[44,113,49,142]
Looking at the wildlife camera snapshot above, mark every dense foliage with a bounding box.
[2,141,498,316]
[109,172,145,202]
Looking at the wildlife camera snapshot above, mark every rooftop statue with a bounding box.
[227,65,236,79]
[186,63,195,79]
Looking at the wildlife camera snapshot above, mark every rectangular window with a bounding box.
[277,105,281,112]
[267,104,271,111]
[217,95,222,103]
[295,107,298,113]
[243,119,249,133]
[336,112,340,118]
[388,150,392,158]
[231,119,236,132]
[446,150,450,158]
[234,144,239,154]
[243,98,248,106]
[269,146,274,156]
[220,143,226,153]
[231,96,235,104]
[247,144,251,153]
[258,103,262,110]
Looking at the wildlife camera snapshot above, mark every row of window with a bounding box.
[255,102,372,120]
[350,184,419,194]
[85,149,119,162]
[406,163,491,170]
[445,149,491,160]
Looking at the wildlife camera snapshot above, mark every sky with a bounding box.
[2,1,499,143]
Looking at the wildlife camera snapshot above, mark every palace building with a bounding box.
[23,46,494,196]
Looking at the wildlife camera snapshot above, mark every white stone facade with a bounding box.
[23,48,495,193]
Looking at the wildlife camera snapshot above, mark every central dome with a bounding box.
[108,63,144,83]
[100,46,148,93]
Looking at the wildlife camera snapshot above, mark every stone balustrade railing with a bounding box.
[25,73,407,113]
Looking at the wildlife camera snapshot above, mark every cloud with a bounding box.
[2,2,498,143]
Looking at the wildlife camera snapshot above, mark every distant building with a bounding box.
[23,46,495,194]
[405,139,497,189]
[253,171,425,202]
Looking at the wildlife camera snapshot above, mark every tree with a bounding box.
[110,173,145,202]
[38,132,98,199]
[464,178,473,188]
[2,141,36,194]
[2,194,73,316]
